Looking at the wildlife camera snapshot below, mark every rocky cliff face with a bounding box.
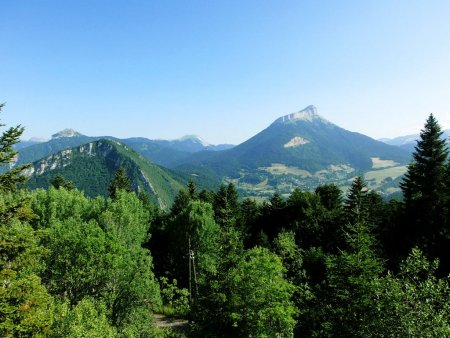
[51,128,83,139]
[272,105,331,125]
[23,141,110,176]
[24,139,185,209]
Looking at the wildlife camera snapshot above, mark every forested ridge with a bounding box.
[2,104,450,337]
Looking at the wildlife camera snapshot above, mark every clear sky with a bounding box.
[1,0,450,144]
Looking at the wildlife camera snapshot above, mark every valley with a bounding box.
[17,106,412,203]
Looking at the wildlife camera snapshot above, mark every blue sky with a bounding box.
[1,1,450,144]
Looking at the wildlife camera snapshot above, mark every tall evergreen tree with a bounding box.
[0,103,31,191]
[187,180,197,199]
[108,166,132,199]
[0,104,54,336]
[213,183,239,227]
[315,184,342,211]
[51,173,74,191]
[345,176,369,224]
[400,114,448,259]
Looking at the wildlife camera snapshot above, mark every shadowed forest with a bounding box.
[2,104,450,337]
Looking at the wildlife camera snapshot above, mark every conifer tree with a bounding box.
[108,166,132,199]
[0,103,31,191]
[187,180,196,199]
[213,183,239,227]
[315,184,342,211]
[400,114,448,257]
[345,176,369,224]
[51,173,74,191]
[0,104,54,336]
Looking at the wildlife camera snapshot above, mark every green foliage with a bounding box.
[273,231,305,284]
[274,231,312,334]
[159,277,189,317]
[321,223,384,336]
[0,270,54,337]
[298,220,384,337]
[30,188,161,335]
[92,192,161,330]
[345,176,369,223]
[30,187,106,228]
[51,298,116,338]
[0,104,31,192]
[287,189,326,248]
[108,166,132,199]
[50,174,74,191]
[0,220,53,337]
[315,184,342,211]
[227,247,296,337]
[42,218,110,303]
[401,114,448,206]
[166,201,221,289]
[213,183,239,227]
[26,149,114,198]
[0,109,54,337]
[100,190,153,244]
[26,139,185,208]
[170,188,192,216]
[237,197,260,238]
[6,109,450,337]
[13,135,96,169]
[400,114,449,261]
[360,248,450,337]
[0,200,54,337]
[178,110,410,178]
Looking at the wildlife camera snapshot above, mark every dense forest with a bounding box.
[2,103,450,337]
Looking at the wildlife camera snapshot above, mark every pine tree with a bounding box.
[0,103,31,192]
[0,104,54,336]
[51,173,74,191]
[315,184,342,211]
[345,176,369,224]
[108,166,132,199]
[213,183,239,227]
[400,114,448,258]
[187,180,196,199]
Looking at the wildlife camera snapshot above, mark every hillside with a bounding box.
[14,131,232,170]
[14,132,98,167]
[24,139,186,209]
[176,106,411,198]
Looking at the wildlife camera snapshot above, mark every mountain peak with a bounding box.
[51,129,83,139]
[29,137,47,142]
[177,135,210,146]
[273,105,329,125]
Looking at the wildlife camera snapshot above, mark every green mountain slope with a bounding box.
[15,135,99,167]
[14,132,230,170]
[176,106,411,197]
[25,140,185,209]
[180,105,410,173]
[15,134,191,169]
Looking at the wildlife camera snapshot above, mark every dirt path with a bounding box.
[153,313,189,330]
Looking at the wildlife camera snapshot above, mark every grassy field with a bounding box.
[371,157,399,169]
[365,165,407,184]
[259,163,312,177]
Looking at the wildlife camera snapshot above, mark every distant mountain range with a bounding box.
[17,106,415,200]
[16,130,234,169]
[24,139,186,209]
[174,105,411,197]
[380,130,450,152]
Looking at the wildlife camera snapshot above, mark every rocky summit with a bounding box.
[272,105,331,125]
[51,128,83,139]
